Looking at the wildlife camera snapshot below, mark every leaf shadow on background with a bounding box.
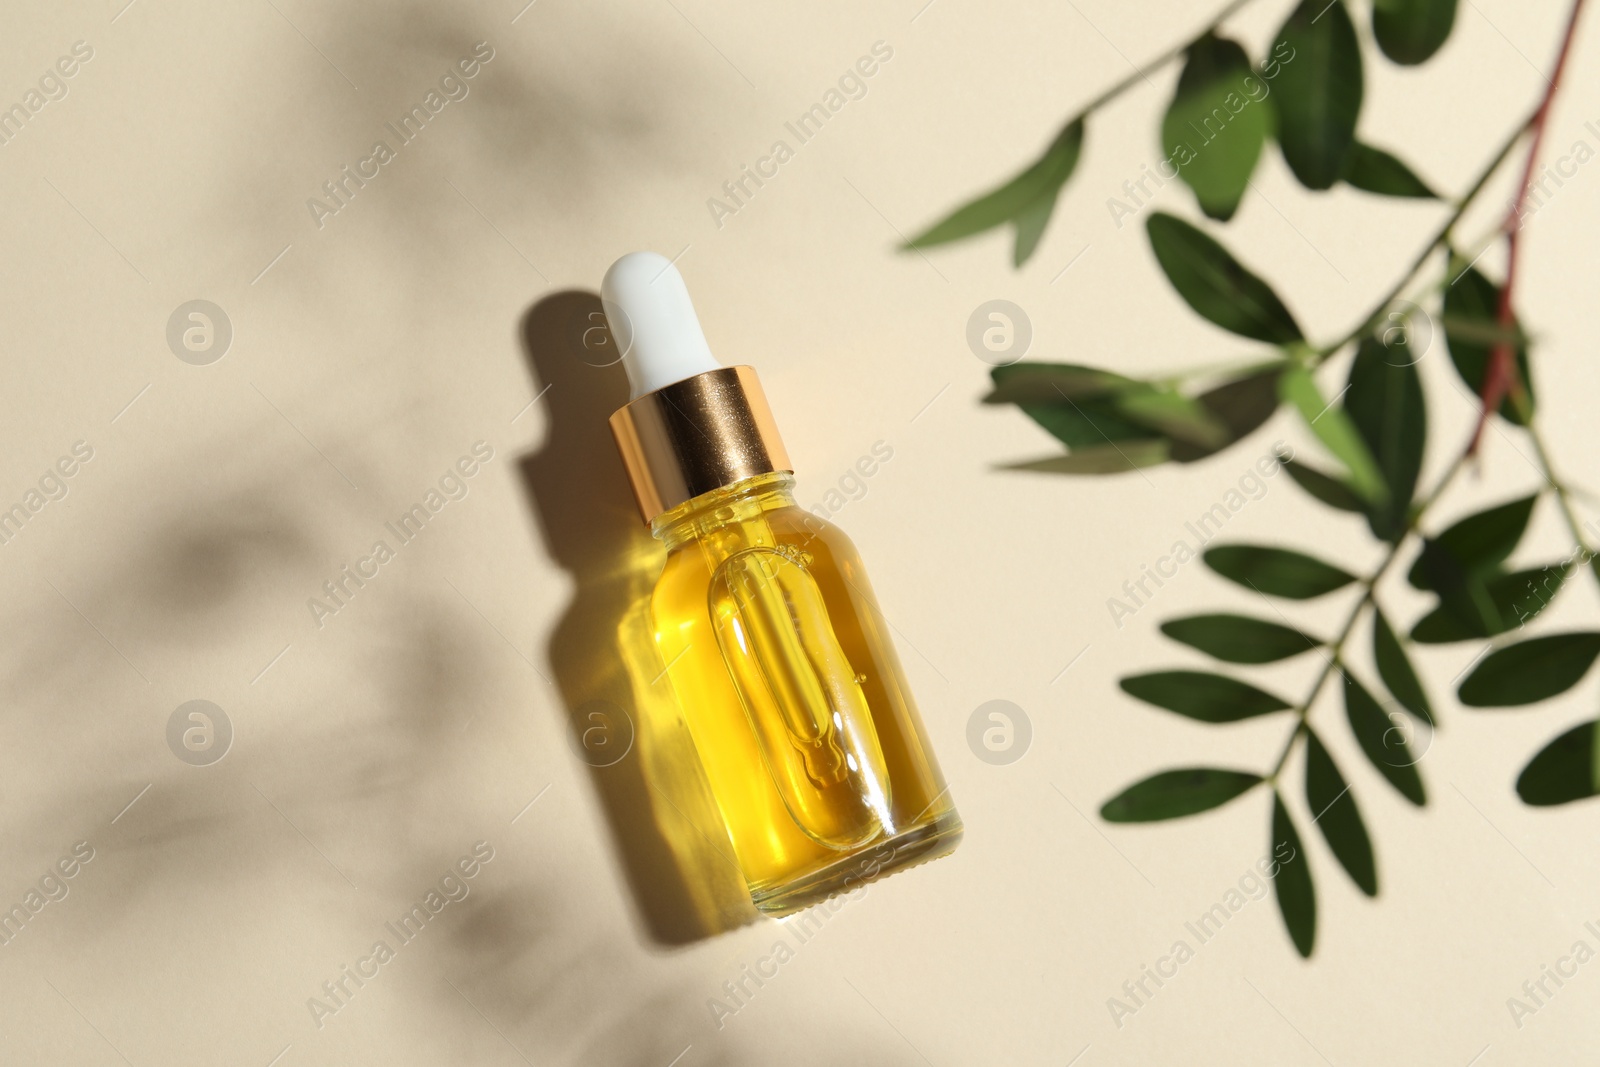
[0,6,777,1063]
[0,460,611,1060]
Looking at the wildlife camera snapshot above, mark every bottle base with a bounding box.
[750,810,964,917]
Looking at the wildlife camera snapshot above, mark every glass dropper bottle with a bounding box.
[603,252,961,914]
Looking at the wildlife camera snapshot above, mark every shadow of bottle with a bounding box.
[516,290,757,947]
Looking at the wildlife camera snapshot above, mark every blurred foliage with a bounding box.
[911,0,1600,957]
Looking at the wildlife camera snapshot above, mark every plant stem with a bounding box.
[1156,110,1532,388]
[1317,113,1536,361]
[1516,400,1600,588]
[1267,0,1597,780]
[1074,0,1265,117]
[1265,452,1470,782]
[1062,0,1540,389]
[1265,591,1368,780]
[1272,117,1564,732]
[1471,0,1590,452]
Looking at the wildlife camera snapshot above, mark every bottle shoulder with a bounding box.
[651,502,866,586]
[766,503,860,557]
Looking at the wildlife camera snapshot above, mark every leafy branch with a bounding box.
[910,0,1600,956]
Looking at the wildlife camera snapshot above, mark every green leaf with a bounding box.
[1283,458,1365,512]
[1146,212,1303,343]
[904,118,1085,267]
[1114,390,1230,448]
[1270,792,1316,957]
[1443,260,1534,425]
[984,362,1140,404]
[1411,563,1571,643]
[1304,729,1377,895]
[1002,440,1170,474]
[1373,606,1434,726]
[1345,336,1425,540]
[987,366,1235,467]
[1006,392,1154,451]
[1458,633,1600,707]
[1161,613,1321,663]
[1408,494,1539,590]
[1272,0,1364,190]
[1372,0,1459,65]
[1343,671,1426,805]
[1517,720,1600,806]
[1204,544,1356,599]
[1169,369,1286,463]
[1342,141,1437,198]
[1120,670,1293,722]
[1161,34,1271,221]
[1011,190,1058,267]
[1101,767,1264,822]
[1279,364,1388,505]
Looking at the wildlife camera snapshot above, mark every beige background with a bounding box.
[2,0,1598,1063]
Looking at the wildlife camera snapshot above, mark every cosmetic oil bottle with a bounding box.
[601,252,962,915]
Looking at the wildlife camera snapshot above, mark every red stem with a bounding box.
[1470,0,1589,454]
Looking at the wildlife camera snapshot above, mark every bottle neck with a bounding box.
[652,471,796,550]
[610,366,791,523]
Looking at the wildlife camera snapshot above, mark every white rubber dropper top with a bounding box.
[601,252,722,399]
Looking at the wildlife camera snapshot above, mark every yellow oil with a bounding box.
[649,471,961,913]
